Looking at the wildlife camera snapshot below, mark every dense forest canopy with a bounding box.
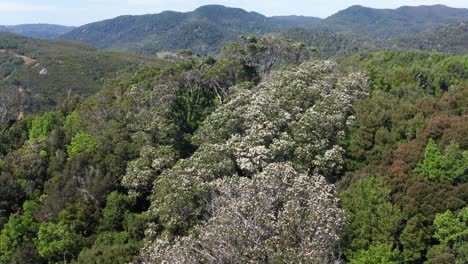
[0,3,467,264]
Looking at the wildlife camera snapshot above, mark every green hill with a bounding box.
[269,15,322,28]
[61,4,468,56]
[310,4,468,39]
[0,33,164,122]
[280,27,383,58]
[280,20,468,58]
[61,5,321,55]
[389,21,468,55]
[0,24,75,39]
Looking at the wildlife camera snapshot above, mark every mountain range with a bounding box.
[2,4,467,56]
[310,4,468,39]
[61,4,468,56]
[389,21,468,55]
[0,24,75,39]
[282,20,468,57]
[60,5,321,55]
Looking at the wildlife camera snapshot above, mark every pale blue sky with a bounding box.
[0,0,467,26]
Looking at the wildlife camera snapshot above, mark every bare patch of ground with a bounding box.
[0,49,38,65]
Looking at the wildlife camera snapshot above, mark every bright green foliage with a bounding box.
[76,231,142,264]
[365,64,390,92]
[340,176,404,259]
[434,207,467,245]
[416,139,446,178]
[399,214,432,262]
[415,139,468,183]
[28,112,63,141]
[429,207,468,264]
[342,51,467,95]
[350,243,402,264]
[63,112,83,137]
[35,221,84,263]
[0,200,38,262]
[66,132,97,159]
[99,192,133,232]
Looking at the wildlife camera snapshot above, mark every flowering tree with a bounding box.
[142,163,343,263]
[194,60,368,177]
[141,59,368,262]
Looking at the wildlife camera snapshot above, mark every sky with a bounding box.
[0,0,467,26]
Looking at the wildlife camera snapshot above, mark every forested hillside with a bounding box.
[280,27,382,58]
[59,4,468,57]
[0,33,163,125]
[281,21,468,58]
[0,28,466,263]
[0,24,75,39]
[390,21,468,55]
[310,4,468,39]
[61,5,320,55]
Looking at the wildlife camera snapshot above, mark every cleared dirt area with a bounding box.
[0,49,38,65]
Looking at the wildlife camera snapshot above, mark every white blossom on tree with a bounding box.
[141,59,368,262]
[142,163,343,263]
[122,145,178,197]
[194,60,368,177]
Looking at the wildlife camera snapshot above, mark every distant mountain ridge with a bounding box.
[5,4,466,56]
[60,4,468,56]
[0,24,75,39]
[310,4,468,39]
[389,21,468,55]
[61,5,321,55]
[281,20,468,58]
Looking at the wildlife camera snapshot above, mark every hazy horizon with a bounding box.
[1,0,467,26]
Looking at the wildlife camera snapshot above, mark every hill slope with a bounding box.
[389,21,468,55]
[311,4,468,39]
[0,33,163,121]
[280,27,383,58]
[61,5,321,55]
[280,20,468,58]
[0,24,75,39]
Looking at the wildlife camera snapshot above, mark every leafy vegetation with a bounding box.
[0,33,164,127]
[0,6,467,263]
